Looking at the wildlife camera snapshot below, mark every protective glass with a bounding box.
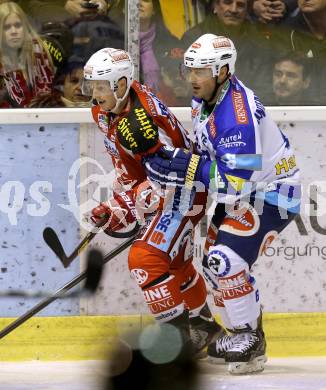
[81,79,114,97]
[180,64,213,82]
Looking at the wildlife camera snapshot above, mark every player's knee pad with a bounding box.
[207,244,261,327]
[202,254,234,329]
[128,244,185,322]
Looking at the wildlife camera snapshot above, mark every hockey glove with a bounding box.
[143,146,210,189]
[91,190,137,234]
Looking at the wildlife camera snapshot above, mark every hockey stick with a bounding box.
[43,220,140,268]
[0,233,137,340]
[0,249,104,299]
[43,218,107,268]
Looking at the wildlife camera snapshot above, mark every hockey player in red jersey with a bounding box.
[82,47,224,353]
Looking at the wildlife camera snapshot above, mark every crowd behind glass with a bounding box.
[0,0,325,108]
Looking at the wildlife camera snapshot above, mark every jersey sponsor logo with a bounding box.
[208,249,231,277]
[143,284,176,314]
[104,135,119,158]
[145,95,158,117]
[220,202,260,236]
[117,106,159,154]
[98,113,108,132]
[254,95,266,124]
[149,188,182,246]
[217,130,246,148]
[208,113,217,138]
[218,270,254,300]
[150,230,166,245]
[232,90,249,125]
[156,308,178,321]
[275,155,297,175]
[212,38,231,49]
[117,117,138,150]
[109,50,130,63]
[84,66,93,76]
[133,107,158,140]
[130,268,149,285]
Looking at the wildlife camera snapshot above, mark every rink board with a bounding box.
[0,313,326,361]
[1,108,326,362]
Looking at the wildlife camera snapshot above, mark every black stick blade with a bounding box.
[43,227,68,266]
[84,249,104,293]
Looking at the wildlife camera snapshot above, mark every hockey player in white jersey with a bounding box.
[143,33,301,374]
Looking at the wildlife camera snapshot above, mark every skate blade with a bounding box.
[228,355,267,375]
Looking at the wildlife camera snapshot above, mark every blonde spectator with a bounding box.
[0,2,55,107]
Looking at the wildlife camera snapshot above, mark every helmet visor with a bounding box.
[180,65,213,82]
[81,79,114,98]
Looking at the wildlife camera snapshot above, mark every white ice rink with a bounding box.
[0,357,325,390]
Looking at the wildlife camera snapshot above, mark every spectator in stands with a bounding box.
[21,0,124,62]
[40,21,74,73]
[28,55,91,107]
[160,51,192,106]
[272,0,326,104]
[19,0,107,26]
[66,0,124,61]
[251,0,297,24]
[138,0,181,96]
[264,53,316,105]
[0,1,55,107]
[59,55,91,106]
[285,0,326,36]
[65,0,108,17]
[181,0,272,98]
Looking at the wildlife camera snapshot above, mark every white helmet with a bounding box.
[83,48,134,112]
[184,34,237,78]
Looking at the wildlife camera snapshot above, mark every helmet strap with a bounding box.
[110,79,131,114]
[206,73,229,106]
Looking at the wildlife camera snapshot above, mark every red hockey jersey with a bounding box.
[92,80,191,190]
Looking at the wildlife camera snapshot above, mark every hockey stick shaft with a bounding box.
[0,249,104,299]
[43,218,107,268]
[63,219,108,264]
[0,235,136,340]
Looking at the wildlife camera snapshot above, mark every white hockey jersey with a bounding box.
[192,76,301,213]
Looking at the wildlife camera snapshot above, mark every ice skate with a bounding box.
[189,304,226,357]
[225,327,267,374]
[207,331,239,364]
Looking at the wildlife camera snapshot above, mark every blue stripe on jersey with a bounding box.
[256,184,301,214]
[221,153,263,171]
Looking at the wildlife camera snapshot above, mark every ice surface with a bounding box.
[0,357,325,390]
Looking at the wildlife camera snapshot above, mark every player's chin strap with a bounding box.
[110,91,128,114]
[110,82,132,114]
[206,74,229,106]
